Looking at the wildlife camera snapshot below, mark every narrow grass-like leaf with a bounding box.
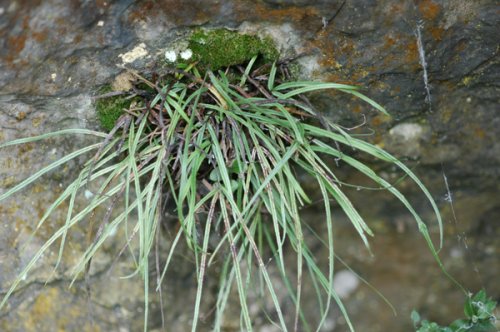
[0,129,107,148]
[268,62,277,91]
[240,55,258,87]
[0,143,100,201]
[191,193,218,332]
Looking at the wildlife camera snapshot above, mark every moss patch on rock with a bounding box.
[95,86,133,131]
[188,29,279,70]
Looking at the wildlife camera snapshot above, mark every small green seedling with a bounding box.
[412,290,498,332]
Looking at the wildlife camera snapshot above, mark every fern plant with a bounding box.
[0,56,449,331]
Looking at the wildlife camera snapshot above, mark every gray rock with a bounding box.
[1,0,498,331]
[333,270,360,299]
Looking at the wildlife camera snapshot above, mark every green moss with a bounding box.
[188,29,279,70]
[95,86,132,131]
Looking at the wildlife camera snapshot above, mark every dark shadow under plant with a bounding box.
[0,54,458,331]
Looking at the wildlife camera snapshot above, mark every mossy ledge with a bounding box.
[96,29,280,130]
[187,29,279,70]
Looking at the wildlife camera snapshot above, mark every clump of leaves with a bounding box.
[412,290,498,332]
[1,55,450,331]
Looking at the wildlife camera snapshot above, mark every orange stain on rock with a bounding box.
[384,36,397,48]
[32,29,48,42]
[352,105,363,114]
[389,3,405,14]
[251,3,319,22]
[7,34,27,55]
[429,26,445,41]
[313,31,339,68]
[418,0,441,20]
[128,0,219,25]
[128,1,154,21]
[6,15,30,58]
[405,40,419,65]
[371,115,384,127]
[16,111,27,121]
[95,0,109,8]
[312,29,361,78]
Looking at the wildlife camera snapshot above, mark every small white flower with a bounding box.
[180,49,193,60]
[165,50,177,62]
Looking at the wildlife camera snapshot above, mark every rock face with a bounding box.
[0,1,498,331]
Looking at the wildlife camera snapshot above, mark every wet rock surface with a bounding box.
[1,0,499,331]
